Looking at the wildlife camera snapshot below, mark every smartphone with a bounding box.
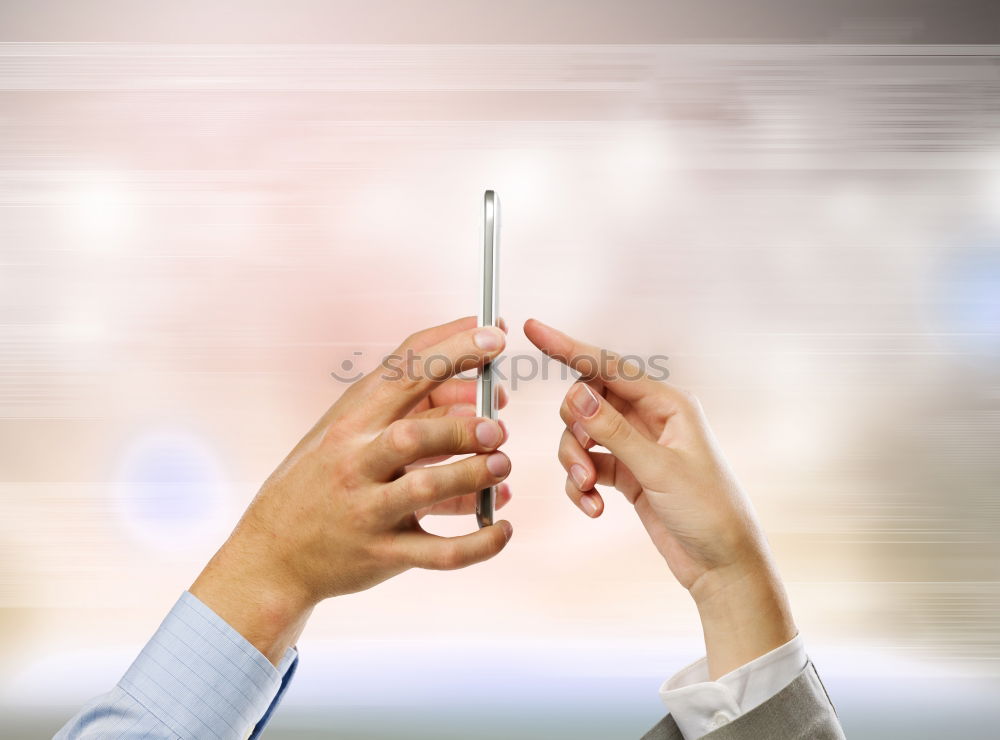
[476,190,500,528]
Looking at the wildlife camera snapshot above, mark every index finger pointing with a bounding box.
[523,318,662,404]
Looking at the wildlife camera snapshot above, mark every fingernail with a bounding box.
[569,384,600,418]
[474,328,503,351]
[580,493,600,517]
[570,464,588,489]
[447,404,476,417]
[486,452,510,477]
[499,520,513,541]
[571,421,589,447]
[476,420,502,448]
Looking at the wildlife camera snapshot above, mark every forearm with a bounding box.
[689,555,797,680]
[190,525,314,666]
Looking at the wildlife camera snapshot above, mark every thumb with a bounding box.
[565,382,666,485]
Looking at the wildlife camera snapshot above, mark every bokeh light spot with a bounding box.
[114,429,230,551]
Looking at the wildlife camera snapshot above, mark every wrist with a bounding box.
[190,528,314,666]
[689,556,797,680]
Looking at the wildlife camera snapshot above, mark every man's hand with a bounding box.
[524,318,796,680]
[191,317,513,664]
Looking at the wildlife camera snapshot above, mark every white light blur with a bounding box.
[56,314,108,343]
[65,173,136,249]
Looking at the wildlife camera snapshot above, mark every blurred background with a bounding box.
[1,2,999,738]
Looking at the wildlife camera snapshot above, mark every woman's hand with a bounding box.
[524,318,796,679]
[191,317,513,664]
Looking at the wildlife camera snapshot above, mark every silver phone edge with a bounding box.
[476,190,498,529]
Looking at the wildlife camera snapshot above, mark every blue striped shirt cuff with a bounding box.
[117,591,298,740]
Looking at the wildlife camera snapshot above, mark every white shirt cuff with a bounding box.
[658,634,807,739]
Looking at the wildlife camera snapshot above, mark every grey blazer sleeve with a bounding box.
[640,661,845,740]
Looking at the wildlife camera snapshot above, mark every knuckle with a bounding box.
[325,452,364,493]
[565,476,579,496]
[572,352,599,379]
[559,402,574,426]
[557,435,576,466]
[347,491,382,530]
[389,367,423,396]
[556,444,570,467]
[405,468,438,506]
[600,410,631,442]
[673,386,702,414]
[424,353,456,382]
[319,420,349,449]
[378,356,423,396]
[387,420,422,458]
[400,332,420,352]
[375,484,399,519]
[601,351,622,380]
[455,419,475,450]
[469,457,491,488]
[339,460,365,491]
